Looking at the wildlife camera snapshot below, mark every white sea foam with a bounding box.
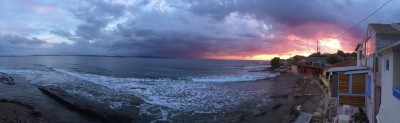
[0,67,275,120]
[189,72,277,83]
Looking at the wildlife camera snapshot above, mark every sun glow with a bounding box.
[319,38,342,53]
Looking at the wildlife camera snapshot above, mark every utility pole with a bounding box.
[317,40,320,53]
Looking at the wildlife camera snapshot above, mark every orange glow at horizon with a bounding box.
[208,50,315,60]
[208,34,354,60]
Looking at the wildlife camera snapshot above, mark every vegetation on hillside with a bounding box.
[270,57,281,70]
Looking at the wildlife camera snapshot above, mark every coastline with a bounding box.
[217,72,324,123]
[0,70,324,123]
[0,73,100,123]
[0,99,43,123]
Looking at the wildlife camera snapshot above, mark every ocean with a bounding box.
[0,56,279,122]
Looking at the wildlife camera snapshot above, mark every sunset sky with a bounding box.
[1,0,400,60]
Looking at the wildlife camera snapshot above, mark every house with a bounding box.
[355,43,363,66]
[306,57,328,66]
[326,66,368,105]
[293,55,307,63]
[320,60,357,89]
[359,23,400,123]
[294,64,324,79]
[324,66,368,122]
[291,65,298,73]
[375,36,400,122]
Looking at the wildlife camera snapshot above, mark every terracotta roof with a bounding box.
[369,23,400,35]
[331,60,357,67]
[327,66,367,72]
[323,60,357,69]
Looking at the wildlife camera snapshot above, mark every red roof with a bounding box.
[325,60,357,68]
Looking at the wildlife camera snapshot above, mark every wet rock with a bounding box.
[272,104,282,110]
[290,106,301,116]
[252,109,267,116]
[270,95,288,99]
[0,73,15,85]
[0,99,43,123]
[38,86,138,123]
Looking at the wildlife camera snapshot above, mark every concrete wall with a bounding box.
[376,48,400,123]
[291,65,298,73]
[362,27,377,123]
[357,48,362,66]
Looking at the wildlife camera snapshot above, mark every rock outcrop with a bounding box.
[38,86,141,123]
[0,73,15,85]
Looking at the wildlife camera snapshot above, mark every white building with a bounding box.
[375,40,400,123]
[360,23,400,123]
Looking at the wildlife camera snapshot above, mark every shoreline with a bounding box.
[0,71,324,123]
[217,72,324,123]
[0,99,43,123]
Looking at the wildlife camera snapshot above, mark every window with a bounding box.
[385,58,389,71]
[375,57,379,72]
[366,75,371,99]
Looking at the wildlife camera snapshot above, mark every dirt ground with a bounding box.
[0,101,42,123]
[242,73,324,123]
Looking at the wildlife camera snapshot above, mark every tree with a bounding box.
[337,50,345,56]
[309,52,321,57]
[270,57,281,70]
[327,55,342,64]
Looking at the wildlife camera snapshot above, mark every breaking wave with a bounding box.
[0,65,276,120]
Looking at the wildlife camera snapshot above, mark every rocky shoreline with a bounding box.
[38,86,139,123]
[0,71,324,123]
[0,99,43,123]
[215,72,324,123]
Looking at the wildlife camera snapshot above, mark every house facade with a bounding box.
[306,57,328,66]
[326,66,368,107]
[375,39,400,123]
[321,60,357,94]
[360,23,400,123]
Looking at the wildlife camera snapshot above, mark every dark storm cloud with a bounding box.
[0,33,49,55]
[188,0,341,27]
[55,0,400,58]
[2,0,399,58]
[2,34,46,45]
[66,0,275,57]
[72,0,126,40]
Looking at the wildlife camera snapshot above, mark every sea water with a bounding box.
[0,56,278,121]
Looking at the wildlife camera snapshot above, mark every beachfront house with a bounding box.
[295,65,324,79]
[359,23,400,123]
[291,65,298,73]
[325,66,368,122]
[306,57,328,66]
[326,66,368,105]
[374,25,400,123]
[355,43,363,66]
[320,60,357,92]
[290,55,307,74]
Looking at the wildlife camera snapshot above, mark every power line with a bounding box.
[323,0,391,43]
[333,0,392,39]
[317,0,392,53]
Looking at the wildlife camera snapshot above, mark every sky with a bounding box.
[0,0,399,60]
